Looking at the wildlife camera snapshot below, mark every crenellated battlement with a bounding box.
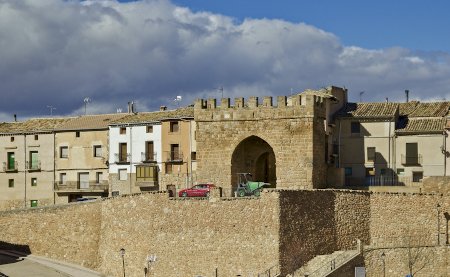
[194,94,327,121]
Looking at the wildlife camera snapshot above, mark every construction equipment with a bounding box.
[235,173,270,197]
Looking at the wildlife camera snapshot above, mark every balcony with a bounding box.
[165,151,183,162]
[401,154,422,166]
[54,181,109,192]
[114,153,131,164]
[141,152,157,163]
[3,162,18,172]
[27,161,41,171]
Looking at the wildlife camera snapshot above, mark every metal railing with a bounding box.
[141,152,157,162]
[114,153,131,163]
[401,154,422,166]
[54,181,109,191]
[345,176,418,187]
[27,160,41,171]
[165,151,183,162]
[3,161,18,172]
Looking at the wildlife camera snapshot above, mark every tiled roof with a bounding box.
[407,102,450,117]
[111,107,194,124]
[336,102,398,118]
[0,118,72,134]
[396,118,446,134]
[398,101,419,116]
[57,113,128,130]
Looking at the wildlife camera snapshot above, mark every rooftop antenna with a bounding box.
[83,97,91,115]
[405,90,409,103]
[217,86,224,98]
[116,108,123,113]
[47,105,56,116]
[174,95,182,107]
[359,91,365,102]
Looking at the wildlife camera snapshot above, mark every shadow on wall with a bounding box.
[0,241,31,266]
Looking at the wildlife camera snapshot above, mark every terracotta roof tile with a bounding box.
[408,102,450,117]
[396,118,446,134]
[111,107,194,124]
[398,101,419,116]
[0,118,72,134]
[57,114,128,130]
[336,102,398,118]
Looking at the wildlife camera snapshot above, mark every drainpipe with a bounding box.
[188,120,193,187]
[444,132,447,176]
[129,125,133,194]
[53,131,56,204]
[24,134,27,208]
[388,120,391,179]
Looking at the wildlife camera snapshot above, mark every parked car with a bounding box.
[178,184,216,197]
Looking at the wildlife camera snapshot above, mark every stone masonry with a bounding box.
[194,95,328,190]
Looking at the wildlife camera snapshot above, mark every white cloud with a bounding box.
[1,0,450,118]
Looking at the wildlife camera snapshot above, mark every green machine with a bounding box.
[235,173,270,197]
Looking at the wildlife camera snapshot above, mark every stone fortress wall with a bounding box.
[1,189,449,276]
[194,94,328,191]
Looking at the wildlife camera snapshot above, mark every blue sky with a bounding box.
[1,0,450,120]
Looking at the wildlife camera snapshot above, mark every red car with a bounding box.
[178,184,216,197]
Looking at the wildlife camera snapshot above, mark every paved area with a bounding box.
[0,251,104,277]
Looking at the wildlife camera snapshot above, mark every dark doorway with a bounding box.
[231,136,276,189]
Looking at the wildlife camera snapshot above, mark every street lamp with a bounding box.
[145,254,157,277]
[119,248,126,277]
[381,252,386,277]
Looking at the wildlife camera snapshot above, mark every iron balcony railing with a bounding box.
[401,154,422,166]
[345,176,418,187]
[3,161,18,172]
[114,153,131,164]
[54,181,109,191]
[141,152,157,163]
[27,160,41,171]
[165,151,183,162]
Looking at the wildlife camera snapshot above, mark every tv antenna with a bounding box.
[174,95,182,107]
[47,105,56,116]
[83,97,91,115]
[217,86,224,98]
[359,91,365,102]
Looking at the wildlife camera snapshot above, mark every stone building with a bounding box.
[108,107,195,196]
[194,86,348,192]
[0,118,70,210]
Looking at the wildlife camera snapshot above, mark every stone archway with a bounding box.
[231,136,276,189]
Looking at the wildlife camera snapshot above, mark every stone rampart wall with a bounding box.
[422,176,450,194]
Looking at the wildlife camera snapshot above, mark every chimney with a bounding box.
[160,106,167,111]
[385,97,389,103]
[405,90,409,103]
[13,114,17,122]
[127,101,135,113]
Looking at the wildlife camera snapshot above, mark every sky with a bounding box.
[1,0,450,121]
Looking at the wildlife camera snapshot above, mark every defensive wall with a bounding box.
[0,190,449,276]
[194,95,328,191]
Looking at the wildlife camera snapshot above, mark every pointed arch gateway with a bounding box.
[231,136,276,189]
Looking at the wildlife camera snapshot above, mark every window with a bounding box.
[397,168,404,175]
[6,152,15,170]
[191,152,197,161]
[119,169,127,181]
[93,145,102,157]
[78,172,89,189]
[367,147,376,162]
[31,178,37,186]
[145,141,154,161]
[119,143,128,162]
[120,127,126,134]
[60,146,68,158]
[365,167,375,177]
[136,166,158,182]
[29,151,39,170]
[75,131,80,138]
[165,164,173,174]
[351,122,360,134]
[96,172,103,184]
[30,200,38,207]
[146,126,153,133]
[60,173,67,184]
[413,171,423,182]
[405,143,419,165]
[344,167,352,176]
[112,191,120,197]
[34,135,38,140]
[8,179,14,188]
[170,144,180,160]
[10,136,14,142]
[170,121,179,132]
